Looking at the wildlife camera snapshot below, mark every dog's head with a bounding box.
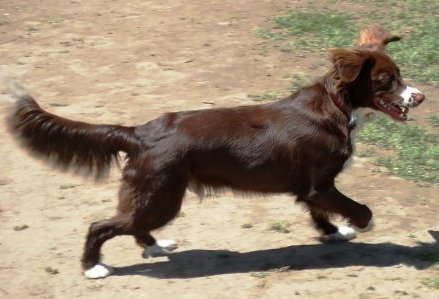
[328,26,426,122]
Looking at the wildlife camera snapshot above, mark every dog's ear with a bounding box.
[329,48,374,83]
[357,25,401,50]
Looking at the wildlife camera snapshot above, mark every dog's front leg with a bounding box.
[135,233,178,258]
[141,239,178,258]
[307,186,374,237]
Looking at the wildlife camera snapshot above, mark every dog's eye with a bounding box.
[377,74,394,89]
[383,77,394,86]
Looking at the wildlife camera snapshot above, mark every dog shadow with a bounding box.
[113,230,439,279]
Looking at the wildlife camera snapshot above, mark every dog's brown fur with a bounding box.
[6,26,425,273]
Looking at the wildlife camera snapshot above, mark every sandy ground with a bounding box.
[0,1,438,298]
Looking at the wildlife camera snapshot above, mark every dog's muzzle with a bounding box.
[400,86,426,108]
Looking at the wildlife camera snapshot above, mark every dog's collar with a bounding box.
[325,83,356,130]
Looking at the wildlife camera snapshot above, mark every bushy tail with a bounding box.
[5,81,140,180]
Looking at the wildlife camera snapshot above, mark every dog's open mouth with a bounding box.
[374,98,409,122]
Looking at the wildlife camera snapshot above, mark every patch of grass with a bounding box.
[422,277,439,290]
[59,184,76,189]
[241,223,253,229]
[356,147,377,158]
[384,277,404,282]
[358,116,439,185]
[429,115,439,127]
[257,11,358,50]
[230,14,246,21]
[27,26,38,32]
[269,221,291,233]
[257,1,439,86]
[49,102,69,107]
[289,73,312,92]
[250,272,269,278]
[394,290,409,296]
[13,225,29,231]
[380,1,439,86]
[44,266,59,275]
[257,278,268,288]
[247,92,278,102]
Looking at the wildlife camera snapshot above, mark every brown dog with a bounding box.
[5,26,425,278]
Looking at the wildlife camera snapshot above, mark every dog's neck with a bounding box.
[324,78,356,130]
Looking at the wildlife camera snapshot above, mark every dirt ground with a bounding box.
[1,0,438,298]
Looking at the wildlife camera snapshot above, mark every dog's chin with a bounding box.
[373,97,409,122]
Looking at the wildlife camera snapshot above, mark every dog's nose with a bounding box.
[400,86,426,107]
[412,92,426,105]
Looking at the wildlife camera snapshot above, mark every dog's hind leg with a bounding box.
[119,161,188,259]
[135,233,178,258]
[81,158,188,279]
[82,214,134,279]
[132,177,187,259]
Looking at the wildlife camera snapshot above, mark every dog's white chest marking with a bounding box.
[344,109,371,169]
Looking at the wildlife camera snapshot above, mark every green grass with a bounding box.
[247,92,278,102]
[269,221,291,233]
[289,73,313,92]
[429,115,439,127]
[241,223,253,229]
[257,0,439,86]
[356,147,377,158]
[256,11,358,50]
[422,277,439,290]
[383,1,439,86]
[358,116,439,185]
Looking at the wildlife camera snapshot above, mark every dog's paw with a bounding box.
[142,239,178,258]
[352,219,374,233]
[321,226,357,242]
[84,263,114,279]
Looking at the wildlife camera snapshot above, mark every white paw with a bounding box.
[352,219,374,233]
[142,239,177,258]
[84,263,114,279]
[322,226,357,242]
[157,239,178,250]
